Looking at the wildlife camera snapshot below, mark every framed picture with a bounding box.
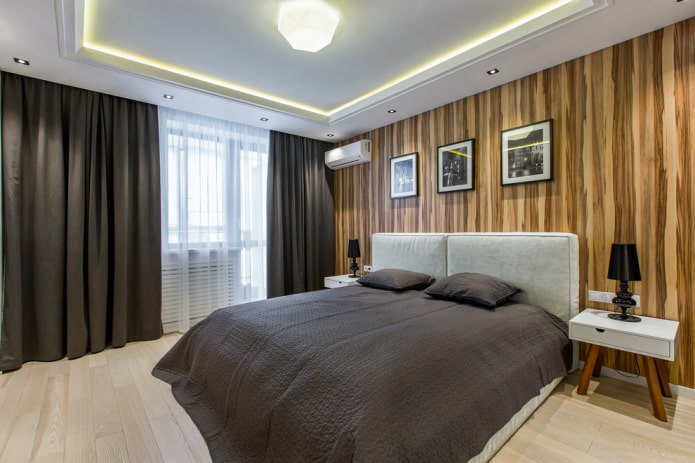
[390,152,418,199]
[437,138,474,193]
[500,119,553,186]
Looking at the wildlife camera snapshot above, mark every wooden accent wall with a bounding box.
[334,18,695,388]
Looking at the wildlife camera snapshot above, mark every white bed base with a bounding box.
[370,232,579,462]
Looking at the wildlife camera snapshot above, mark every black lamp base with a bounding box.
[349,258,359,278]
[608,312,641,322]
[609,281,641,322]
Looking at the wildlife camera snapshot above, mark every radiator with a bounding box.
[161,250,242,333]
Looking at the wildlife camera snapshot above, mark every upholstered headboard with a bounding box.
[371,232,579,324]
[446,233,579,323]
[372,233,448,280]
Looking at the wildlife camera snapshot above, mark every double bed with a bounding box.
[153,232,579,462]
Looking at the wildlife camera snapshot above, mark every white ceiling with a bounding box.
[0,0,693,141]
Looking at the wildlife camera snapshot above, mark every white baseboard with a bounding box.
[577,361,695,400]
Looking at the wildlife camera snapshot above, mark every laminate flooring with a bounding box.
[1,334,693,462]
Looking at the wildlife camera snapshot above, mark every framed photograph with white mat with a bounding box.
[437,138,474,193]
[501,119,553,186]
[390,152,418,198]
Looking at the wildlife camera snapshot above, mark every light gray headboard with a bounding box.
[372,233,448,280]
[446,233,579,323]
[371,232,579,323]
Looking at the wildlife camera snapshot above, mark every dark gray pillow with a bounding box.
[424,272,521,308]
[357,268,434,291]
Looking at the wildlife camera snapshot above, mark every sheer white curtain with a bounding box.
[159,108,269,332]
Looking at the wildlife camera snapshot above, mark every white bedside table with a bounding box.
[569,309,679,421]
[324,274,361,289]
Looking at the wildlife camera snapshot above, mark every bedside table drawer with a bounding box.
[571,324,671,359]
[325,279,348,288]
[324,275,360,289]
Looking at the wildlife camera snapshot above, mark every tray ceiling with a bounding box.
[0,0,693,140]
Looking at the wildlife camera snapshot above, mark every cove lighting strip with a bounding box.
[82,0,574,117]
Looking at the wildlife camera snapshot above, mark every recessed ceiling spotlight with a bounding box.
[13,57,30,65]
[487,68,500,75]
[260,117,269,122]
[327,134,335,137]
[163,94,174,100]
[387,109,397,113]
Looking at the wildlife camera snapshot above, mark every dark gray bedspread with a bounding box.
[153,285,571,462]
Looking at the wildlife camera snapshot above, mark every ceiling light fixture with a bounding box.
[163,94,174,99]
[487,68,500,75]
[278,1,340,52]
[260,117,269,121]
[13,57,30,65]
[387,109,397,113]
[327,134,335,137]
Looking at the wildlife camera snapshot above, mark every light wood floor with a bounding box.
[1,335,694,463]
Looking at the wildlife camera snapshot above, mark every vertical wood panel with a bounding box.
[333,18,695,388]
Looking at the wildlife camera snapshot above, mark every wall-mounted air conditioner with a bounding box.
[325,140,371,170]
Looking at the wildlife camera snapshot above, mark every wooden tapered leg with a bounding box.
[655,359,672,397]
[592,348,604,377]
[577,344,602,395]
[642,355,667,421]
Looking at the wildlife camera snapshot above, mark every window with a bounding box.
[159,108,269,332]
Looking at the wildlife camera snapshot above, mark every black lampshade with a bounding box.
[607,243,641,282]
[347,238,361,258]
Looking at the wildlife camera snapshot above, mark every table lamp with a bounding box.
[347,238,360,278]
[607,243,642,322]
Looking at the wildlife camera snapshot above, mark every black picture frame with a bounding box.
[500,119,553,186]
[390,152,418,199]
[437,138,475,193]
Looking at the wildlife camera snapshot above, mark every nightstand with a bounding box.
[324,274,361,289]
[569,309,679,421]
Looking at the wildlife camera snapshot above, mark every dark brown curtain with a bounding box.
[0,73,162,371]
[267,131,335,297]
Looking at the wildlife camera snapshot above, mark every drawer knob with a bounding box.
[595,328,605,333]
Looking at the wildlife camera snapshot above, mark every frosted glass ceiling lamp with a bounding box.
[278,1,339,52]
